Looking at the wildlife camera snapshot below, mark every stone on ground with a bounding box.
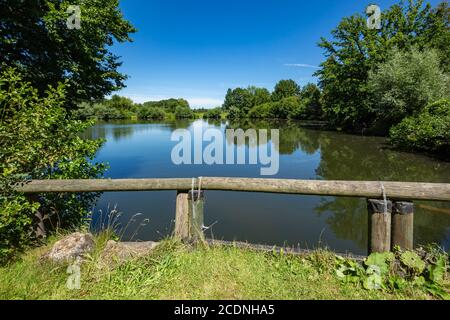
[45,232,95,263]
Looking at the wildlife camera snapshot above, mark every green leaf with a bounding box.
[365,252,394,275]
[427,257,446,284]
[400,251,426,274]
[363,273,383,290]
[424,283,450,300]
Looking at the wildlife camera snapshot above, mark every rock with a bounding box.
[45,232,95,263]
[101,240,159,263]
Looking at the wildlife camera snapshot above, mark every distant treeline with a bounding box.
[221,81,322,121]
[73,80,322,122]
[73,96,197,120]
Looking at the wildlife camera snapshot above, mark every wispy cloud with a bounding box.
[284,63,320,69]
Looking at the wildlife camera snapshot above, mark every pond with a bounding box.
[83,119,450,255]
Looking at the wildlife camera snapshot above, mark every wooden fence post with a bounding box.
[392,201,414,251]
[367,199,392,253]
[174,191,190,241]
[174,190,205,242]
[188,190,205,242]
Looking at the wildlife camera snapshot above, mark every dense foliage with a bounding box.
[174,105,194,119]
[144,98,190,113]
[390,99,450,157]
[315,0,449,131]
[0,0,136,108]
[203,107,222,119]
[138,106,165,120]
[73,95,136,120]
[0,68,105,263]
[310,0,449,156]
[272,80,301,101]
[368,47,449,133]
[336,246,449,299]
[223,80,322,120]
[73,97,195,120]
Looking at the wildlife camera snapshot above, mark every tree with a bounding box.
[271,96,304,119]
[423,1,450,73]
[272,79,301,101]
[0,0,136,108]
[143,98,189,113]
[248,102,274,119]
[174,105,194,119]
[72,95,138,119]
[222,88,253,118]
[315,0,450,131]
[368,47,449,133]
[247,86,271,106]
[300,83,323,120]
[107,95,135,111]
[138,106,166,119]
[203,107,222,119]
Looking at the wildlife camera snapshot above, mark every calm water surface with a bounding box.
[83,119,450,255]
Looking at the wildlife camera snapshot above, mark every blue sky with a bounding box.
[111,0,442,108]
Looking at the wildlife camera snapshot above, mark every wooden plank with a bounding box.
[201,178,450,201]
[15,178,450,202]
[17,178,193,193]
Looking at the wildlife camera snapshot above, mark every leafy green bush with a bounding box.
[247,97,308,120]
[0,68,105,263]
[369,47,450,133]
[203,108,222,119]
[143,99,190,113]
[272,96,306,119]
[138,106,166,119]
[248,103,274,119]
[335,246,449,299]
[389,99,450,157]
[174,105,194,119]
[73,101,133,120]
[106,95,136,113]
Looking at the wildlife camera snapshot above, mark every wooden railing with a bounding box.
[17,177,450,254]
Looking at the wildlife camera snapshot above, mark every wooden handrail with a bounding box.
[17,177,450,254]
[15,177,450,201]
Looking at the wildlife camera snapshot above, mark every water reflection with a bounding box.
[84,119,450,254]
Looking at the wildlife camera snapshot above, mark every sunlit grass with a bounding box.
[0,235,434,300]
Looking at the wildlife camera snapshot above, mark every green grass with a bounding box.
[0,235,437,300]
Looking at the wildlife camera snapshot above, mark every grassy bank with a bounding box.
[0,234,445,300]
